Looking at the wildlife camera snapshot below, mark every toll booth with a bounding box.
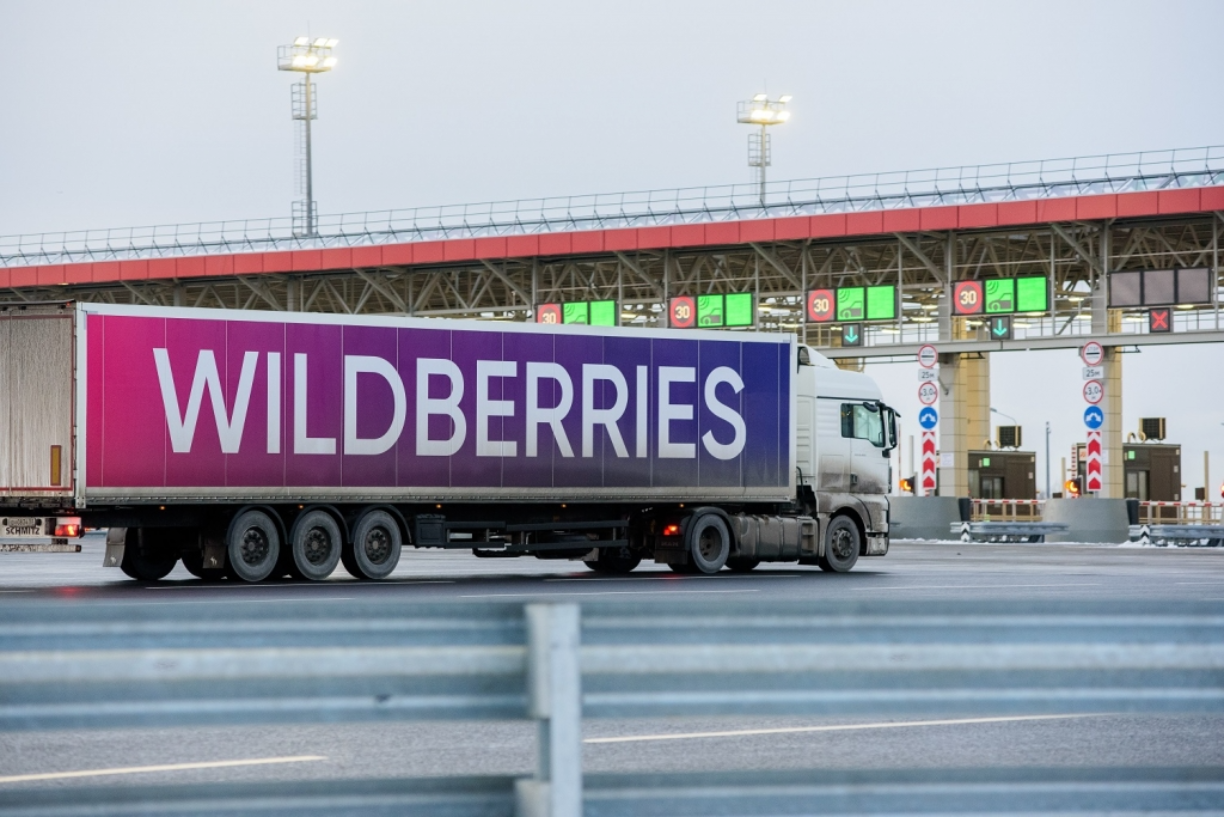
[967,451,1036,499]
[1123,443,1181,501]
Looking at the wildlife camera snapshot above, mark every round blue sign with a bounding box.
[918,406,939,430]
[1083,406,1104,430]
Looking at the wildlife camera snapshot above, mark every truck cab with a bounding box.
[794,345,897,560]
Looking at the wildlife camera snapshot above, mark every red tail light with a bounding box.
[55,517,83,538]
[662,524,681,537]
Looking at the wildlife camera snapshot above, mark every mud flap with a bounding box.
[103,527,126,567]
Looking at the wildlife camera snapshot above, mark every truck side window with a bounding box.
[841,403,885,447]
[840,404,855,438]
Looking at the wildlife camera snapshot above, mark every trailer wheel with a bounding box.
[290,510,343,581]
[344,510,402,580]
[225,510,281,583]
[725,557,760,573]
[686,513,730,575]
[119,528,178,582]
[818,515,860,573]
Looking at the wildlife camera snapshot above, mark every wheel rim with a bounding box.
[364,527,391,565]
[830,527,855,561]
[697,525,722,562]
[241,527,269,566]
[303,528,331,565]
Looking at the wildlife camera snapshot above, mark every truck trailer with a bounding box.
[0,302,897,581]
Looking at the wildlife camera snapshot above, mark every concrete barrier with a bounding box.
[1042,498,1131,544]
[889,496,963,541]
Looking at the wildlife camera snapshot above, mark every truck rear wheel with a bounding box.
[686,513,730,575]
[225,510,281,583]
[725,557,760,573]
[290,510,343,581]
[586,545,641,574]
[119,528,178,582]
[342,510,402,580]
[818,516,860,573]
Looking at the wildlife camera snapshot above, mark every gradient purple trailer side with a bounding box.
[78,304,795,505]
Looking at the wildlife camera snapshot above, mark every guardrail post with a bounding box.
[517,603,582,817]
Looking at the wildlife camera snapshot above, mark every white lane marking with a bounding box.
[584,714,1102,744]
[0,590,33,594]
[0,755,327,784]
[545,574,799,583]
[460,589,760,599]
[147,580,452,590]
[858,583,1102,591]
[124,598,354,606]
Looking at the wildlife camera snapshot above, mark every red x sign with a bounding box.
[1148,308,1171,333]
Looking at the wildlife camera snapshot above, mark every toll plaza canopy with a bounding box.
[1,145,1221,359]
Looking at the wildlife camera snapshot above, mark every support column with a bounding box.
[1099,346,1123,498]
[937,351,991,498]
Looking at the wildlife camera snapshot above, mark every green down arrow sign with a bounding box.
[990,316,1011,340]
[842,323,862,346]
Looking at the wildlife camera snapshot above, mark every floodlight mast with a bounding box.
[736,94,791,206]
[277,37,339,237]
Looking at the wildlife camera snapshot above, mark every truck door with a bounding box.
[847,403,889,496]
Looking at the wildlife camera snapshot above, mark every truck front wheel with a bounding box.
[290,510,343,581]
[342,510,402,580]
[818,516,860,573]
[226,510,281,583]
[686,513,730,575]
[119,528,178,582]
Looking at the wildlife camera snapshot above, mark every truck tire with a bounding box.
[725,557,760,573]
[226,510,281,583]
[343,510,402,580]
[290,510,343,581]
[686,513,730,575]
[119,528,178,582]
[587,545,641,574]
[818,515,860,573]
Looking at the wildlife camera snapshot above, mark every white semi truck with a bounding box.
[0,302,897,581]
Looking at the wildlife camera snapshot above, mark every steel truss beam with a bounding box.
[4,215,1218,351]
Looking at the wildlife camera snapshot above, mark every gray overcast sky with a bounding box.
[3,0,1222,496]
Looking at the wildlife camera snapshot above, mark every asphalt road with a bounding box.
[1,536,1222,792]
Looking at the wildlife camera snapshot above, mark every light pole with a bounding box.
[278,36,338,237]
[737,94,791,207]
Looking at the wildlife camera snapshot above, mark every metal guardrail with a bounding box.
[1,598,1222,815]
[953,521,1070,543]
[3,145,1222,267]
